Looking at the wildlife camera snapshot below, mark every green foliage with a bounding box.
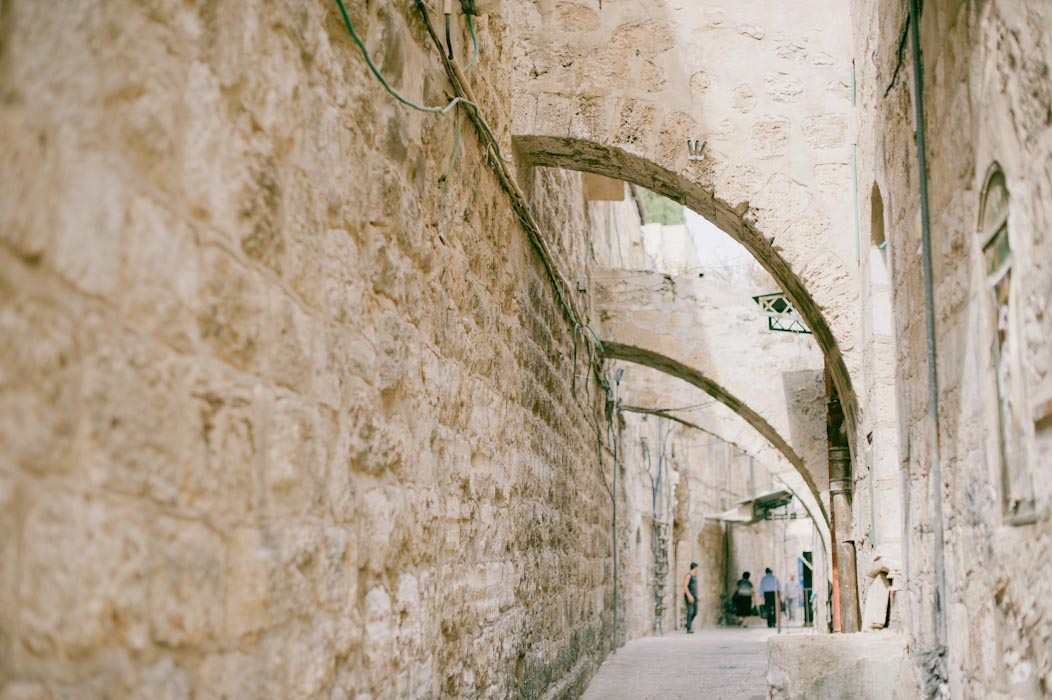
[639,189,685,225]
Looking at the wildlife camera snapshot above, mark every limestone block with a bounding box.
[45,147,128,301]
[0,277,80,474]
[0,467,17,675]
[346,393,407,481]
[614,100,658,155]
[178,61,238,235]
[0,108,55,262]
[767,632,909,700]
[556,4,600,32]
[775,43,809,63]
[801,113,849,150]
[80,336,199,504]
[125,658,192,700]
[765,72,805,103]
[283,619,337,699]
[609,21,675,56]
[148,516,225,647]
[690,71,714,99]
[312,525,357,615]
[195,245,268,374]
[861,574,891,630]
[716,164,762,206]
[224,526,276,640]
[731,84,758,114]
[363,586,396,689]
[655,112,700,171]
[182,365,257,522]
[261,393,328,518]
[0,682,52,700]
[195,647,284,700]
[18,492,148,658]
[813,162,851,199]
[710,118,735,142]
[751,116,791,159]
[737,23,766,41]
[117,196,200,352]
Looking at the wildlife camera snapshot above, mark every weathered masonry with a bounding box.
[1,0,1051,699]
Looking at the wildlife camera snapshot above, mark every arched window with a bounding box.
[979,164,1033,523]
[870,184,887,261]
[867,184,891,334]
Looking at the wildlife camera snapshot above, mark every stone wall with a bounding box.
[852,0,1052,696]
[0,1,626,698]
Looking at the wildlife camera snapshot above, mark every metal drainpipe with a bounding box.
[908,0,948,657]
[611,401,618,654]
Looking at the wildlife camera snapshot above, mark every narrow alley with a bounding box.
[582,628,775,700]
[1,0,1051,699]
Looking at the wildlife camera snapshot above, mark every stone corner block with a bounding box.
[767,631,910,700]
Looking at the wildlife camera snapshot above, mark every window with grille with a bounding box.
[980,165,1034,523]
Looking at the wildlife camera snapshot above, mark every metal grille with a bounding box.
[753,292,812,334]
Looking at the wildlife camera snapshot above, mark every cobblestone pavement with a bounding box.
[581,627,777,700]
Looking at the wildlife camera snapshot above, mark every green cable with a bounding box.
[334,0,509,163]
[335,0,453,114]
[585,324,605,353]
[465,14,478,72]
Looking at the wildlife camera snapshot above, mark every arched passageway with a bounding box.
[594,269,828,518]
[516,136,859,447]
[510,0,861,447]
[605,346,826,526]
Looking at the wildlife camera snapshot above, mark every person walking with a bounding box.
[683,562,699,633]
[733,571,754,618]
[784,572,802,621]
[759,568,780,628]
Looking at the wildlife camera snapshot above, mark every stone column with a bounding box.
[829,444,860,633]
[825,366,861,633]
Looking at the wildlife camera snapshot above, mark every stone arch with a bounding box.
[510,0,861,447]
[622,404,830,553]
[517,135,858,448]
[606,343,829,530]
[595,269,828,517]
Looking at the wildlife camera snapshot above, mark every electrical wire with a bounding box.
[335,0,463,114]
[335,0,510,177]
[338,0,603,391]
[465,14,478,71]
[444,12,454,60]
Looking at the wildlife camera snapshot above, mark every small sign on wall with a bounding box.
[583,173,625,201]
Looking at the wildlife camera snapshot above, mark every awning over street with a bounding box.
[706,489,794,524]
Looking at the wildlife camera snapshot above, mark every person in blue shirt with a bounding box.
[759,568,781,628]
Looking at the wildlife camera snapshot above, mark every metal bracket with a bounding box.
[687,139,707,161]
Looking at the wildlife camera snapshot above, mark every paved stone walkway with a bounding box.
[581,627,776,700]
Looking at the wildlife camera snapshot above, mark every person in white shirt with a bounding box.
[784,572,802,621]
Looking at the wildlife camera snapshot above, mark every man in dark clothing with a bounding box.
[759,568,781,628]
[733,571,754,618]
[683,562,699,633]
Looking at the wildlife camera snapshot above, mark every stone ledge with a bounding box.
[767,631,910,700]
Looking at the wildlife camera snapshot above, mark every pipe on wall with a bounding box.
[907,0,948,665]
